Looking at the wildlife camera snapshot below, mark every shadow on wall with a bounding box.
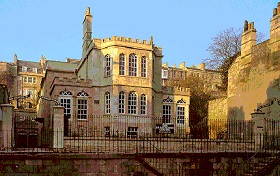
[256,77,280,119]
[228,106,245,120]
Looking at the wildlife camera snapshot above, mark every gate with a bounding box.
[13,114,41,148]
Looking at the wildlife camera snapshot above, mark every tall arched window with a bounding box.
[140,94,146,115]
[119,91,125,114]
[105,92,111,114]
[141,56,147,77]
[129,54,137,76]
[105,54,111,77]
[77,91,89,120]
[176,99,186,124]
[59,90,73,117]
[128,92,137,114]
[119,53,125,75]
[162,97,173,123]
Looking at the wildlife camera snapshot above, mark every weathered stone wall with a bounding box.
[0,153,272,175]
[0,155,149,175]
[227,39,280,120]
[208,97,227,120]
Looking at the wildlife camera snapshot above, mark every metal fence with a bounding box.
[1,114,279,155]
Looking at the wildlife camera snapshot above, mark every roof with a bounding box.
[17,60,43,73]
[46,60,77,72]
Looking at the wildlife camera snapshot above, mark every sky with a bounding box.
[0,0,278,68]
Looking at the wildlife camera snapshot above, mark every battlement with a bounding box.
[56,77,92,85]
[162,62,207,71]
[162,86,190,95]
[100,36,153,45]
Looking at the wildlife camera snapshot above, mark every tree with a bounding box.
[204,27,265,90]
[172,75,211,136]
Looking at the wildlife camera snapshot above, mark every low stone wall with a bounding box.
[0,153,272,175]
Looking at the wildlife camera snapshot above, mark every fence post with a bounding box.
[53,106,64,149]
[0,104,14,151]
[251,111,265,150]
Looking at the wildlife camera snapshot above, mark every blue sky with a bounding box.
[0,0,278,68]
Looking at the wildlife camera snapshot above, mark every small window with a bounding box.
[22,66,27,72]
[32,68,37,73]
[127,127,138,138]
[172,70,176,78]
[18,89,22,95]
[162,69,168,79]
[28,77,32,83]
[105,126,110,137]
[23,76,27,83]
[33,77,37,84]
[180,72,184,78]
[105,92,111,114]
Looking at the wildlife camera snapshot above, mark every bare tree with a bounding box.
[204,27,265,90]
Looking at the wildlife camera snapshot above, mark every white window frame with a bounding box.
[28,77,32,83]
[77,91,89,120]
[119,53,125,75]
[176,106,185,124]
[59,90,73,118]
[22,66,27,72]
[140,94,146,115]
[105,54,111,77]
[33,77,37,84]
[162,69,168,79]
[105,92,111,114]
[141,56,147,77]
[32,68,37,73]
[128,92,137,115]
[127,127,138,138]
[23,76,27,83]
[176,99,186,124]
[129,54,137,76]
[162,105,171,123]
[119,91,125,114]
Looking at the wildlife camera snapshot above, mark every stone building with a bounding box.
[13,54,45,109]
[162,61,222,96]
[209,2,280,121]
[37,7,190,136]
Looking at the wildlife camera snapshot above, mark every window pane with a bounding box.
[162,105,171,123]
[129,54,137,76]
[119,54,125,75]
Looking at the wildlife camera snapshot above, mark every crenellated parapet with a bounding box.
[100,36,153,45]
[92,36,155,51]
[51,77,93,90]
[162,86,190,96]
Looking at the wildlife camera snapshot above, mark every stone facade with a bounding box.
[209,2,280,120]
